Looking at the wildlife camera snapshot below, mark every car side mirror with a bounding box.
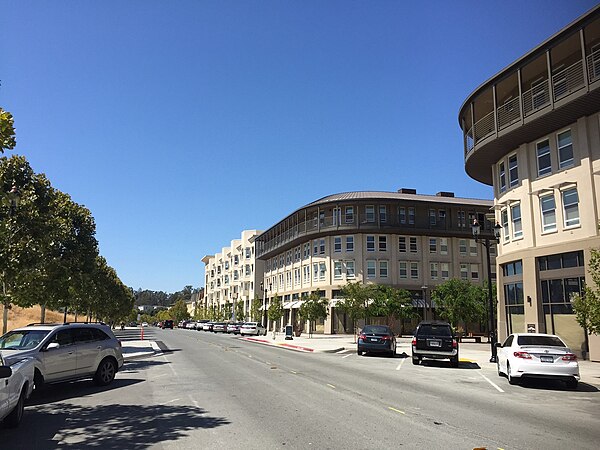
[495,343,503,348]
[45,342,60,351]
[0,366,12,379]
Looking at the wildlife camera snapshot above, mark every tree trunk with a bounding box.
[40,303,46,324]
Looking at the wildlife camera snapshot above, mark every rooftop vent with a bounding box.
[436,191,455,198]
[398,188,417,194]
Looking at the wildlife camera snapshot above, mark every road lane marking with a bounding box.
[342,354,352,359]
[290,370,298,374]
[326,384,336,389]
[478,372,505,392]
[388,407,406,415]
[336,349,348,354]
[396,359,407,371]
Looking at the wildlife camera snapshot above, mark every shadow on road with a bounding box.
[419,360,481,370]
[516,378,599,393]
[2,402,230,449]
[27,378,145,406]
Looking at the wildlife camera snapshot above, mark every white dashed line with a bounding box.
[479,372,505,392]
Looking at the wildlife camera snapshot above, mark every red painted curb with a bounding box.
[280,343,314,352]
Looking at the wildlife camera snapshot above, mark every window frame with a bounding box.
[557,129,574,170]
[536,138,552,177]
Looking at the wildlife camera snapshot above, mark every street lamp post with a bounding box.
[421,285,428,320]
[472,219,502,363]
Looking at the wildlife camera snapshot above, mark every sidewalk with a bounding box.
[121,339,162,361]
[239,333,600,388]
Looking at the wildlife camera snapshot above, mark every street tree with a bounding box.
[168,300,190,323]
[250,294,262,322]
[338,281,373,340]
[431,279,487,333]
[267,295,284,333]
[298,290,329,338]
[367,285,415,332]
[572,249,600,341]
[235,300,245,322]
[0,108,16,153]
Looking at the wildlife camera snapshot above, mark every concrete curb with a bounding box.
[240,336,345,353]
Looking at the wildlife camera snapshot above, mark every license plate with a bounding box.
[540,356,554,363]
[428,340,441,347]
[370,338,378,342]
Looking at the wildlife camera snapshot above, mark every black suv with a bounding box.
[162,320,174,329]
[411,321,459,368]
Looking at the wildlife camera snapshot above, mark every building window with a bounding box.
[562,188,579,228]
[459,239,467,256]
[378,236,387,252]
[504,282,524,335]
[379,261,388,278]
[440,238,448,255]
[460,264,468,280]
[408,207,415,225]
[457,211,466,228]
[430,262,438,280]
[345,206,354,223]
[511,203,523,239]
[398,236,407,253]
[245,247,251,258]
[538,251,583,271]
[501,209,509,243]
[319,262,326,281]
[399,262,407,279]
[366,205,375,222]
[366,235,375,252]
[499,161,506,193]
[303,265,310,283]
[399,207,406,224]
[379,206,387,223]
[471,264,479,280]
[508,154,518,187]
[346,236,354,252]
[367,260,376,279]
[429,238,437,254]
[469,239,478,256]
[540,195,557,233]
[334,237,342,253]
[245,265,251,276]
[409,237,418,253]
[346,261,355,279]
[503,260,523,276]
[313,240,318,256]
[333,261,343,280]
[313,263,318,281]
[319,239,325,254]
[537,139,551,177]
[441,263,449,280]
[410,262,419,279]
[557,130,573,169]
[429,209,436,225]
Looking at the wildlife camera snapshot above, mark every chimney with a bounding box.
[436,191,455,198]
[398,188,417,194]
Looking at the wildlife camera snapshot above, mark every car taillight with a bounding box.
[562,353,577,361]
[514,351,532,359]
[411,337,416,346]
[452,339,458,349]
[359,333,367,340]
[381,335,391,341]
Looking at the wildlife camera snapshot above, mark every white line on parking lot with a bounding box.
[479,372,505,393]
[342,354,352,359]
[336,349,348,354]
[396,359,406,371]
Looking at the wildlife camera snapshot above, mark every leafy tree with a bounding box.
[267,295,284,332]
[235,300,245,322]
[338,281,373,339]
[168,300,190,323]
[572,249,600,337]
[367,285,415,331]
[431,279,486,332]
[250,294,262,322]
[0,108,16,153]
[299,290,329,338]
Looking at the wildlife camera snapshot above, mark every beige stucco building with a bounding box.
[458,5,600,359]
[255,190,495,334]
[202,230,264,321]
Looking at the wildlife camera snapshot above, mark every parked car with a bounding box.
[161,319,174,329]
[411,321,459,367]
[240,322,267,336]
[202,322,214,332]
[0,352,35,427]
[496,333,580,388]
[357,325,396,356]
[226,323,244,334]
[212,322,227,333]
[0,322,124,390]
[196,320,209,330]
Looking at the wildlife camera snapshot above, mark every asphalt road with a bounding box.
[2,327,600,449]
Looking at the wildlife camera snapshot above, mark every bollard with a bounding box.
[141,324,144,340]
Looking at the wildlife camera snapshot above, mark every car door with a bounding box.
[498,335,514,373]
[41,329,77,381]
[74,327,105,376]
[0,354,9,419]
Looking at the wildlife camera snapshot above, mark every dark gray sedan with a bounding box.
[357,325,396,356]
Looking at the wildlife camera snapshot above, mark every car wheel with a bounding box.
[507,362,518,385]
[565,377,578,390]
[357,348,363,356]
[5,386,26,428]
[33,369,45,393]
[412,355,420,365]
[497,361,503,377]
[450,354,459,368]
[94,357,117,386]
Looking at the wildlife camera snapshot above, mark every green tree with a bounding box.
[572,249,600,339]
[267,295,284,334]
[0,108,16,153]
[235,300,245,322]
[367,285,415,332]
[299,290,329,338]
[338,281,373,340]
[250,294,262,322]
[168,300,190,323]
[431,279,486,332]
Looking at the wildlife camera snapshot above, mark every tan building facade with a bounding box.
[458,5,600,359]
[255,190,495,334]
[202,230,264,321]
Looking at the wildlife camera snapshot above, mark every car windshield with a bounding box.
[363,326,390,334]
[418,324,452,336]
[517,335,566,347]
[0,329,50,350]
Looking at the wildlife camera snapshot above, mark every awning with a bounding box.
[283,302,295,310]
[291,300,304,309]
[329,299,343,307]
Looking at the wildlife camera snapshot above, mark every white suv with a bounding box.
[0,322,124,390]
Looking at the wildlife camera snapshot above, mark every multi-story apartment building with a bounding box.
[255,190,495,334]
[458,5,600,359]
[202,230,264,321]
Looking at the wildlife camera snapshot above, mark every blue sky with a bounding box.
[2,1,597,293]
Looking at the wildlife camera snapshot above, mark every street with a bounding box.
[2,327,600,449]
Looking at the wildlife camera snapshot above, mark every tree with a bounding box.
[250,294,262,322]
[235,300,245,322]
[267,295,284,333]
[299,290,329,338]
[367,285,415,332]
[338,281,373,340]
[0,108,16,153]
[572,249,600,338]
[168,300,190,323]
[431,279,486,332]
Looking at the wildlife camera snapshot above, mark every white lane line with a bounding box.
[326,383,336,389]
[479,372,505,393]
[342,354,352,359]
[396,358,406,371]
[336,349,349,354]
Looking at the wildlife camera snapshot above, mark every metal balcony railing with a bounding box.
[473,111,495,142]
[522,79,550,116]
[587,48,600,84]
[497,96,521,130]
[552,59,584,101]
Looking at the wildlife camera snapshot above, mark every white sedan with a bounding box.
[496,333,580,389]
[240,322,267,336]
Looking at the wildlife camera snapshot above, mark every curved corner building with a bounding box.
[458,5,600,359]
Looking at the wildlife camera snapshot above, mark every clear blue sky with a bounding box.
[2,1,597,293]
